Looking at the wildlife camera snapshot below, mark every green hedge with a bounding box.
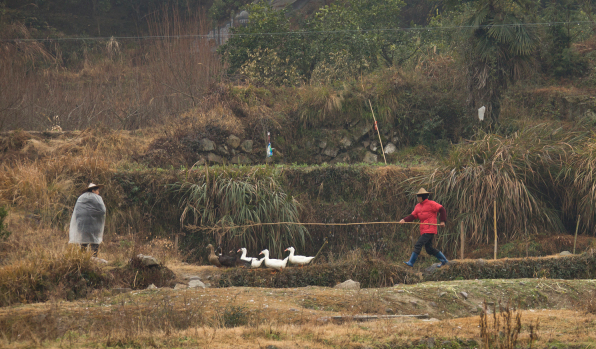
[214,258,422,288]
[426,252,596,282]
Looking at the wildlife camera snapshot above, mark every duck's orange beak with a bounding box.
[237,249,241,253]
[259,251,263,255]
[284,248,288,251]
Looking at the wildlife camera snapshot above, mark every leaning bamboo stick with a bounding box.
[313,238,329,262]
[368,99,387,164]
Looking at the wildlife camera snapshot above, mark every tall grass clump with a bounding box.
[413,125,587,252]
[560,136,596,234]
[0,246,110,306]
[177,170,307,257]
[480,301,539,349]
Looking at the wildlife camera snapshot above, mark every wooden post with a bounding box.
[368,99,387,164]
[574,214,580,254]
[493,200,497,260]
[460,220,465,260]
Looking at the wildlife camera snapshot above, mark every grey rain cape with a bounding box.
[69,192,106,244]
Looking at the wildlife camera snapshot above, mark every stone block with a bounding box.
[334,279,360,290]
[227,135,241,149]
[207,153,223,163]
[363,151,377,163]
[241,140,253,152]
[322,147,339,157]
[199,138,215,152]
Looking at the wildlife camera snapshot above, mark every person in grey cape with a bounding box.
[69,183,106,256]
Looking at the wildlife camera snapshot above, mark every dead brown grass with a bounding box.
[0,292,593,349]
[0,245,110,306]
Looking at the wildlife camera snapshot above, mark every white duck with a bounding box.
[259,249,288,272]
[285,246,315,267]
[237,248,264,268]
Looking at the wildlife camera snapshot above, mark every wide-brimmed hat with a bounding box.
[83,183,104,193]
[415,188,431,195]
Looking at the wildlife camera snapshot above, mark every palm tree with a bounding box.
[460,0,539,124]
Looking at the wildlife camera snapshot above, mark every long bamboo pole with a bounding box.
[573,214,580,254]
[493,200,497,260]
[188,221,441,232]
[368,99,387,164]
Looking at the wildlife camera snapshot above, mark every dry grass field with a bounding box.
[1,276,595,348]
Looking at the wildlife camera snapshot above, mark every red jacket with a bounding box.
[403,199,446,235]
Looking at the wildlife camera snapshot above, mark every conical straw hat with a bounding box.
[82,183,104,194]
[416,188,431,195]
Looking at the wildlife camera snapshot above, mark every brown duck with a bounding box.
[207,244,221,267]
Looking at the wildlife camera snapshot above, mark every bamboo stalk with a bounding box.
[368,99,387,164]
[460,220,464,260]
[574,214,580,254]
[494,200,497,260]
[174,233,179,254]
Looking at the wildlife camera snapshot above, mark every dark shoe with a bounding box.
[435,251,449,267]
[404,252,419,267]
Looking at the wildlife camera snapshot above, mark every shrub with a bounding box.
[0,206,10,240]
[222,305,250,327]
[239,47,302,86]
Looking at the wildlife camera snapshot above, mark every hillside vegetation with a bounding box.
[1,0,596,287]
[3,4,596,349]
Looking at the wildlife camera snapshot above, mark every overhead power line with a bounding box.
[1,20,594,43]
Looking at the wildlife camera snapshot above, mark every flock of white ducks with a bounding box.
[234,247,315,272]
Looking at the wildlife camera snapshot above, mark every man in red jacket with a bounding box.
[399,188,449,267]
